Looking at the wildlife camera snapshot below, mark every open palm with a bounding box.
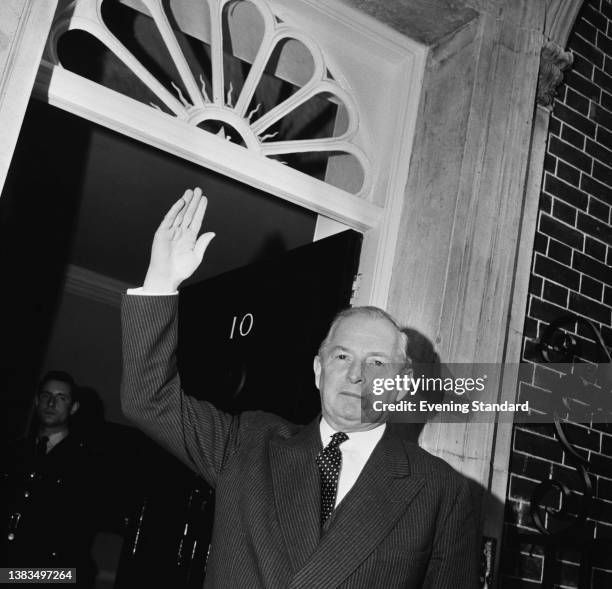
[143,187,215,293]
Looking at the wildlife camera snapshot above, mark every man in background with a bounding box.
[1,371,99,588]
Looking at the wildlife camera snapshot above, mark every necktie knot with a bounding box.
[36,436,49,457]
[316,431,349,527]
[326,431,348,451]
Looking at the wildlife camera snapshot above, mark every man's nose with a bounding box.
[347,360,364,383]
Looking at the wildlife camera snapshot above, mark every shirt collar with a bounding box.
[319,417,386,449]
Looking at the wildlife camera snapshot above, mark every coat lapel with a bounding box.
[289,427,425,589]
[270,419,322,572]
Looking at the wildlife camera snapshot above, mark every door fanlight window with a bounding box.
[47,0,370,194]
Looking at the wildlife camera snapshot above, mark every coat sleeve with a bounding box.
[120,293,239,487]
[421,474,480,588]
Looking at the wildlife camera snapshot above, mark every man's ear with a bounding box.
[395,367,413,401]
[313,356,321,389]
[70,401,80,416]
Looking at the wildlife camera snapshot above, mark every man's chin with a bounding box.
[328,407,363,429]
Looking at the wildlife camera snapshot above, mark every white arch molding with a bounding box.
[46,0,371,190]
[32,0,427,308]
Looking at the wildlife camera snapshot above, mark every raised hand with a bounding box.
[143,187,215,293]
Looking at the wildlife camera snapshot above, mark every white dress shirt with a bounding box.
[319,419,385,507]
[127,287,177,296]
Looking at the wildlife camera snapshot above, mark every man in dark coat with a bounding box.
[121,187,479,588]
[1,372,98,588]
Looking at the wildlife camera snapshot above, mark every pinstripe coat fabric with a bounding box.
[121,295,479,589]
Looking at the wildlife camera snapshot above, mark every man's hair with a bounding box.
[318,306,409,364]
[38,370,78,403]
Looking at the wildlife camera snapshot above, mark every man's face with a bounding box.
[313,315,406,432]
[35,379,77,429]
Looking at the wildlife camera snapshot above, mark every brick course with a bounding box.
[501,1,612,587]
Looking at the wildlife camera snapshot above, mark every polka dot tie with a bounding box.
[316,431,349,525]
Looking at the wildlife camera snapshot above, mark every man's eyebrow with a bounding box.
[328,345,350,353]
[328,345,393,358]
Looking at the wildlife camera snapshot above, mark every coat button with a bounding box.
[30,472,36,479]
[24,491,30,498]
[8,533,15,541]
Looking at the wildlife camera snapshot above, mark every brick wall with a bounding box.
[500,1,612,587]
